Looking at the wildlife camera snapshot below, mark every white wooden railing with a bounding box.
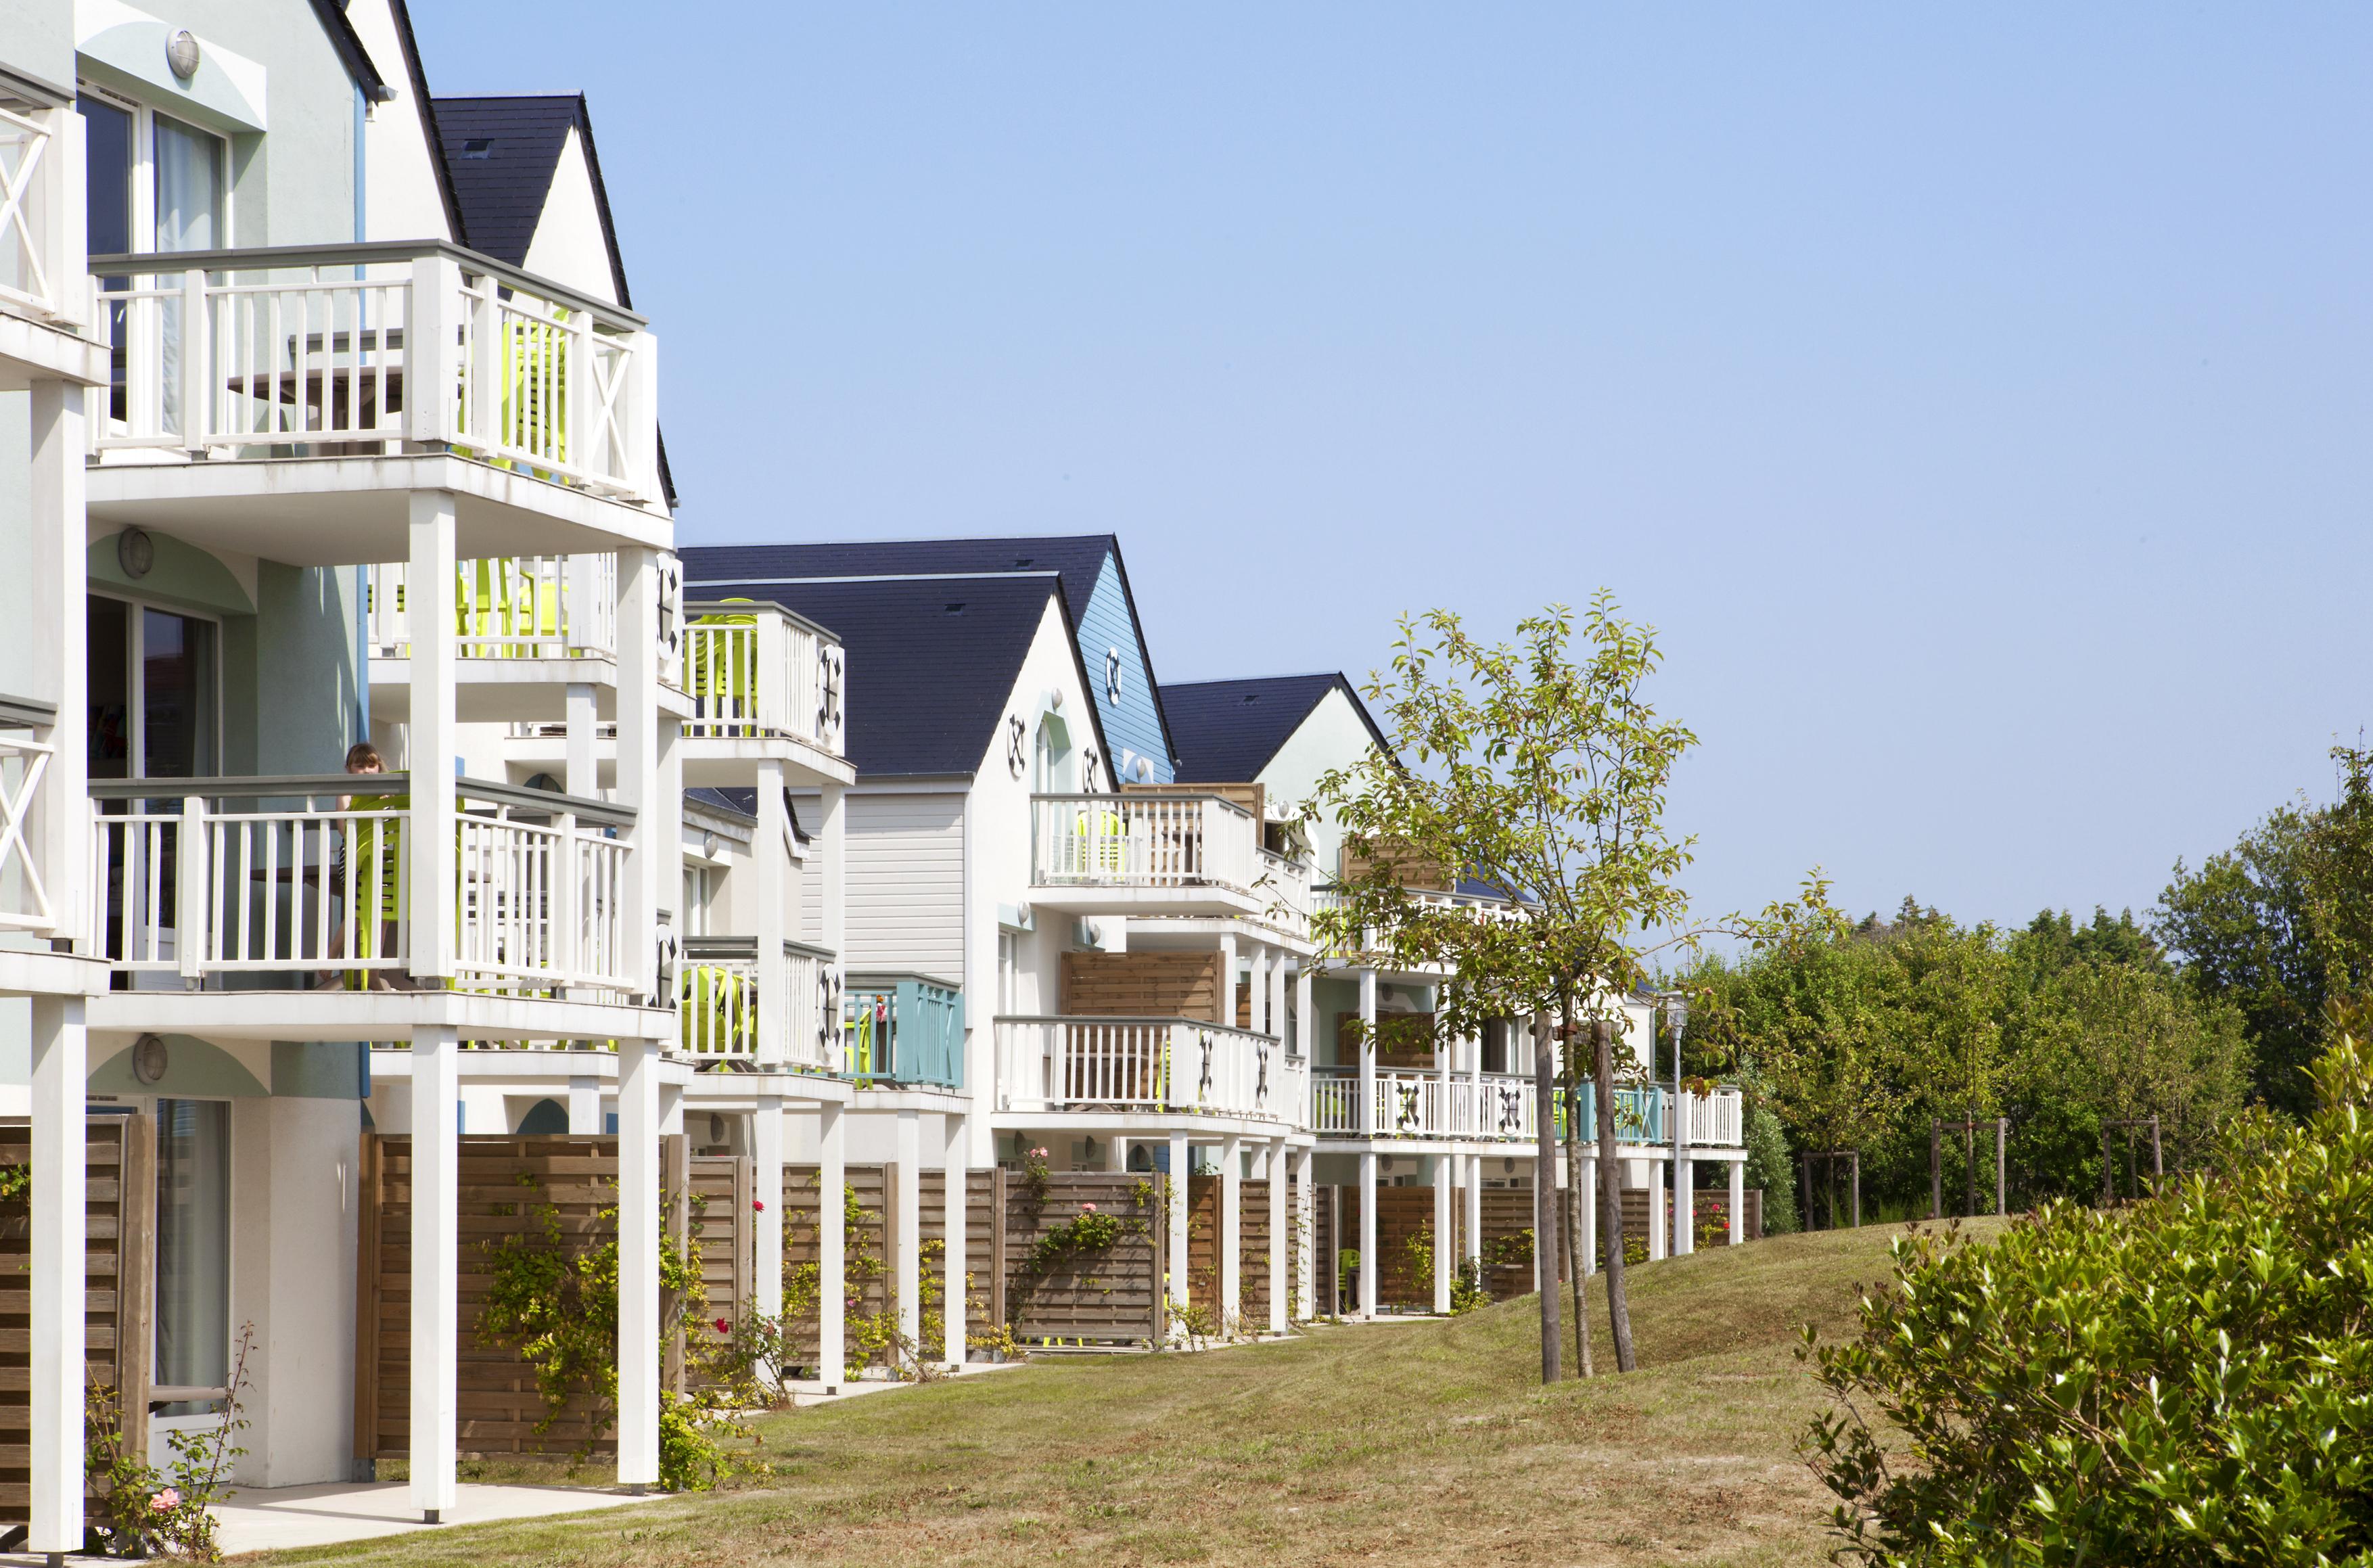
[1031,793,1260,894]
[1312,1070,1540,1140]
[681,600,847,755]
[369,555,618,660]
[87,775,636,992]
[1256,847,1312,940]
[0,103,71,324]
[995,1016,1295,1121]
[678,937,835,1067]
[1310,883,1527,961]
[87,242,658,503]
[0,706,57,933]
[1678,1087,1745,1147]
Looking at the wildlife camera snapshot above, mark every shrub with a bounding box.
[1803,1036,2373,1565]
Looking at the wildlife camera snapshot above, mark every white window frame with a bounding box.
[139,1091,238,1448]
[78,83,235,256]
[91,592,226,783]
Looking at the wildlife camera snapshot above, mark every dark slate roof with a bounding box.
[691,576,1083,777]
[685,786,754,821]
[432,94,631,307]
[309,0,392,102]
[1160,674,1390,783]
[682,536,1118,637]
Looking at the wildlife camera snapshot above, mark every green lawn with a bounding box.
[255,1222,1972,1568]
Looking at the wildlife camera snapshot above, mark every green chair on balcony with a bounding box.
[689,599,760,735]
[680,963,754,1055]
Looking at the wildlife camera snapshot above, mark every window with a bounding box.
[997,930,1018,1014]
[76,91,227,256]
[86,598,218,781]
[681,864,712,937]
[154,1099,230,1414]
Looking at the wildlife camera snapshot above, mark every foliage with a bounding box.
[85,1323,254,1560]
[1743,1095,1800,1233]
[1803,1034,2373,1565]
[1448,1258,1490,1314]
[2157,743,2373,1115]
[1026,1205,1137,1276]
[0,1160,26,1202]
[1482,1229,1532,1272]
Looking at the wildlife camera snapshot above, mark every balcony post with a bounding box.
[564,684,597,798]
[567,1074,601,1135]
[1578,1150,1596,1276]
[616,1038,660,1490]
[1358,1149,1379,1318]
[177,267,208,453]
[1217,929,1237,1032]
[1294,1147,1316,1319]
[1268,954,1286,1052]
[754,760,787,1066]
[1267,1138,1287,1333]
[816,1100,846,1391]
[28,382,86,945]
[1464,1153,1483,1273]
[1166,1130,1191,1313]
[175,795,206,982]
[629,329,661,502]
[1356,970,1377,1136]
[408,1024,459,1523]
[1246,943,1266,1036]
[894,1109,922,1350]
[26,996,85,1558]
[817,784,846,1069]
[408,254,456,445]
[1431,1155,1452,1314]
[1220,1133,1243,1335]
[406,494,458,982]
[942,1111,968,1370]
[1649,1155,1669,1262]
[1728,1153,1747,1246]
[752,1094,783,1365]
[616,549,662,1001]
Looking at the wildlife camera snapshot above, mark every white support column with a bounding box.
[1220,1133,1243,1334]
[1295,965,1313,1060]
[816,783,847,1071]
[1267,1138,1288,1333]
[894,1109,921,1350]
[1648,1156,1668,1262]
[28,383,87,947]
[1673,1090,1695,1258]
[816,1101,846,1390]
[616,548,663,1005]
[406,494,458,984]
[1728,1153,1747,1246]
[28,998,85,1557]
[1356,970,1377,1135]
[1269,955,1287,1053]
[409,1025,459,1522]
[1463,1153,1483,1270]
[1358,1149,1379,1317]
[564,682,597,800]
[754,759,788,1065]
[1431,1155,1452,1314]
[1294,1147,1316,1318]
[1105,1136,1129,1172]
[942,1111,968,1369]
[752,1096,784,1350]
[567,1075,601,1135]
[1247,944,1268,1036]
[1218,930,1239,1030]
[1580,1152,1598,1275]
[1167,1130,1191,1310]
[615,1039,660,1490]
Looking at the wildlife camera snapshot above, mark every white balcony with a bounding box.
[677,936,837,1071]
[87,774,637,998]
[0,701,59,938]
[679,600,845,751]
[1309,1071,1738,1147]
[1677,1086,1745,1147]
[81,241,668,565]
[1311,883,1525,974]
[0,99,106,389]
[995,1015,1303,1124]
[1029,793,1281,919]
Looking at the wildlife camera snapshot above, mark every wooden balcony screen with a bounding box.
[1061,950,1224,1023]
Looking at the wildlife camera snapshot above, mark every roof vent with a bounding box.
[1241,693,1260,704]
[1011,557,1034,568]
[460,138,496,159]
[944,601,966,614]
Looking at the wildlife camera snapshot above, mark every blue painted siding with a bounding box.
[1078,552,1174,784]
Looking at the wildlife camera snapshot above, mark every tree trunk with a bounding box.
[1595,1017,1636,1373]
[1532,1009,1561,1384]
[1561,993,1593,1377]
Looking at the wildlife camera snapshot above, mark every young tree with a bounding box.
[1312,594,1822,1378]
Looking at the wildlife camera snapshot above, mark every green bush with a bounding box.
[1804,1036,2373,1565]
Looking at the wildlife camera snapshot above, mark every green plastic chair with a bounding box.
[681,963,754,1053]
[689,598,760,733]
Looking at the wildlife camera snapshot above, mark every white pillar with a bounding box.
[1431,1154,1452,1313]
[1648,1156,1668,1262]
[1728,1153,1747,1246]
[1268,955,1287,1051]
[1167,1130,1191,1309]
[616,548,663,1005]
[1220,1133,1243,1333]
[1356,970,1377,1134]
[1267,1138,1288,1333]
[1463,1153,1483,1270]
[567,1075,601,1135]
[752,1096,784,1342]
[1247,944,1268,1036]
[1294,965,1312,1060]
[1358,1149,1379,1317]
[754,759,788,1065]
[1217,929,1238,1030]
[564,681,597,800]
[816,1101,846,1389]
[1673,1088,1695,1258]
[1294,1147,1315,1318]
[1105,1136,1129,1172]
[408,1025,458,1521]
[816,783,846,1070]
[28,998,86,1557]
[615,1039,660,1490]
[942,1111,968,1368]
[1580,1152,1598,1275]
[405,494,457,984]
[894,1109,921,1350]
[28,382,87,946]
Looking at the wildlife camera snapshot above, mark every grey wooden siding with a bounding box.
[846,791,965,979]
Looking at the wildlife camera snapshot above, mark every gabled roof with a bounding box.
[691,575,1101,779]
[432,93,632,307]
[309,0,394,103]
[380,1,465,243]
[1160,673,1392,783]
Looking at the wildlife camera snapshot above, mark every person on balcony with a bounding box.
[317,743,419,990]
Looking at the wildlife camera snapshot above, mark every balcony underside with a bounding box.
[85,451,672,565]
[365,1044,858,1101]
[0,312,108,390]
[1026,884,1267,920]
[503,732,856,789]
[1315,1130,1743,1153]
[0,946,112,998]
[87,988,674,1044]
[1120,915,1316,958]
[989,1108,1314,1139]
[369,655,624,724]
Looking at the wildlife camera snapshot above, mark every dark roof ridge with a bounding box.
[383,1,466,245]
[310,0,393,102]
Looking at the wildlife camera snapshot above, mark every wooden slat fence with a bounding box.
[1002,1172,1164,1345]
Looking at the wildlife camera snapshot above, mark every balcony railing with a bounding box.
[1255,847,1312,940]
[1310,883,1529,963]
[88,774,637,994]
[1676,1086,1745,1147]
[369,554,618,662]
[995,1016,1302,1122]
[677,936,836,1069]
[844,973,964,1088]
[1309,1071,1735,1146]
[86,241,658,504]
[1030,793,1259,894]
[680,600,846,756]
[0,103,74,326]
[0,701,58,933]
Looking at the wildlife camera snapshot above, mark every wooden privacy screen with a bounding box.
[1335,1015,1441,1070]
[1061,951,1222,1022]
[0,1116,152,1527]
[1184,1176,1287,1324]
[355,1134,733,1462]
[1004,1172,1166,1345]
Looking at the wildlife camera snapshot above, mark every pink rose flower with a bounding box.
[150,1488,180,1513]
[713,1317,730,1335]
[1081,1202,1097,1212]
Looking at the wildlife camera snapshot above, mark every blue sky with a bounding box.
[415,4,2373,936]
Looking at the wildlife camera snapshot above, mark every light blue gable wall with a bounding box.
[1077,551,1174,785]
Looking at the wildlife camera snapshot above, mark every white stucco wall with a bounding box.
[1256,684,1385,877]
[348,0,457,244]
[520,126,619,304]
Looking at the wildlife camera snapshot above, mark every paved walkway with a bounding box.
[210,1480,645,1556]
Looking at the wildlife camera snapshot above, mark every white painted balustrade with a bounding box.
[87,775,636,993]
[87,242,659,503]
[1678,1086,1745,1147]
[1031,793,1260,893]
[0,103,73,325]
[369,555,618,660]
[1312,1069,1539,1140]
[0,719,57,933]
[995,1016,1294,1121]
[681,601,848,755]
[1256,848,1312,940]
[677,937,836,1069]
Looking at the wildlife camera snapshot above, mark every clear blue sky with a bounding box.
[415,4,2373,936]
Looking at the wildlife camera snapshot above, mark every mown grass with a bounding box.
[251,1220,1986,1568]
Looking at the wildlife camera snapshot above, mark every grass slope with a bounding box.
[255,1222,1969,1568]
